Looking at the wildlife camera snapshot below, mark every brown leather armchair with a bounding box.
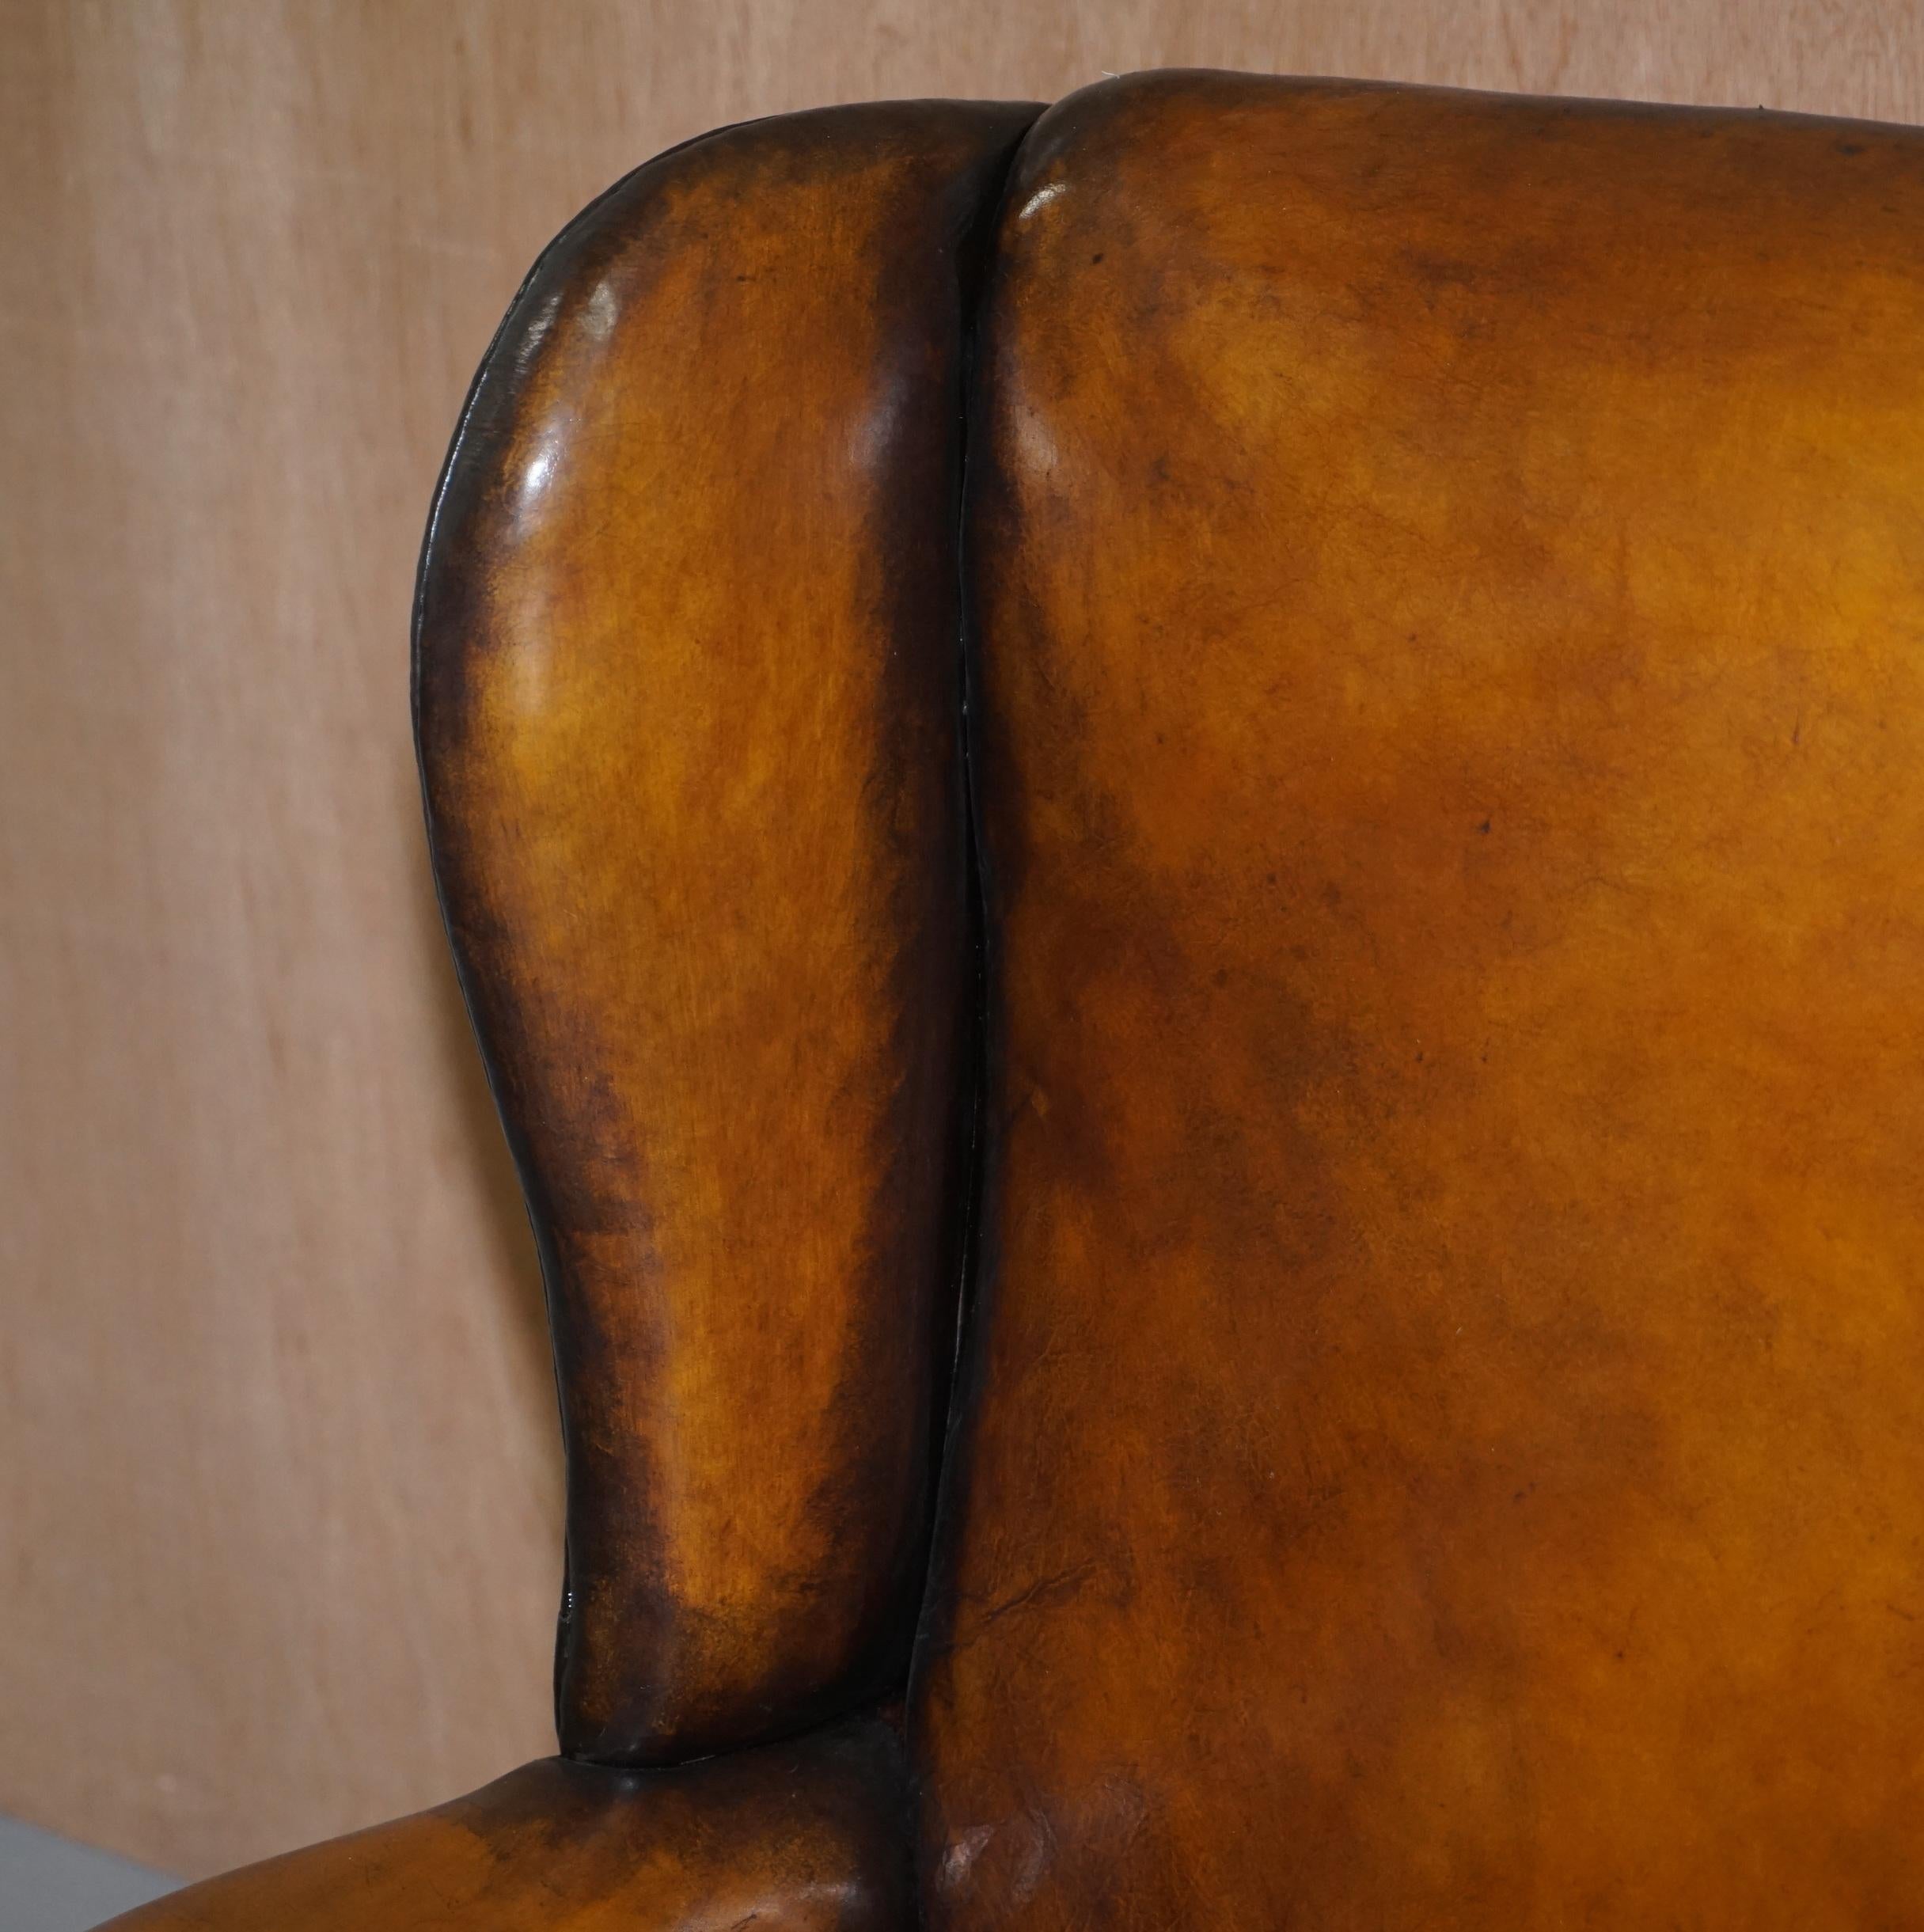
[105,72,1924,1928]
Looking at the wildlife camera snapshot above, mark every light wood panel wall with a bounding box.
[2,0,1916,1881]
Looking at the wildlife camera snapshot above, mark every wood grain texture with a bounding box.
[916,70,1924,1928]
[96,1718,912,1932]
[416,99,1033,1764]
[4,0,1922,1882]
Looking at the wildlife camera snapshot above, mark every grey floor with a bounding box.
[0,1816,178,1932]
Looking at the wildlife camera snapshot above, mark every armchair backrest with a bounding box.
[419,73,1924,1926]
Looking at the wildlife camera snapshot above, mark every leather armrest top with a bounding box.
[95,1718,910,1932]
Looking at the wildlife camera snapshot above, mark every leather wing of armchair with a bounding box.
[104,73,1924,1930]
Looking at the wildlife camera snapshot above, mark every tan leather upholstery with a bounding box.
[917,72,1924,1928]
[414,97,1033,1765]
[101,72,1924,1932]
[104,1721,910,1931]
